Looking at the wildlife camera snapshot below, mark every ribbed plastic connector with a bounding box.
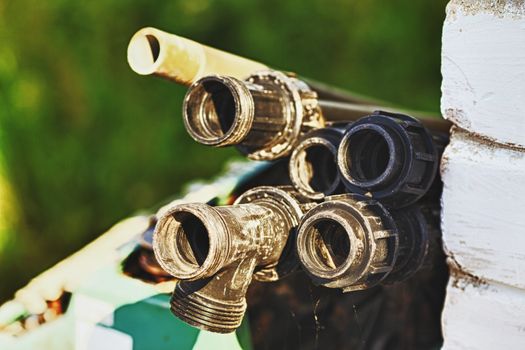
[383,206,429,283]
[183,71,324,160]
[337,111,440,208]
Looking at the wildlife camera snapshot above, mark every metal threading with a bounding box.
[171,281,246,333]
[296,194,398,292]
[300,215,356,277]
[183,70,324,160]
[153,203,229,281]
[183,75,254,147]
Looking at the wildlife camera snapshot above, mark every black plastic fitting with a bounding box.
[337,111,440,208]
[384,205,429,283]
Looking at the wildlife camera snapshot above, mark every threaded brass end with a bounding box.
[170,283,246,333]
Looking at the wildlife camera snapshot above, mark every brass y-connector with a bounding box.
[153,186,312,333]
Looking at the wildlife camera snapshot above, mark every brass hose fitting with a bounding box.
[296,194,399,292]
[289,126,346,200]
[296,194,433,292]
[337,111,441,208]
[182,73,450,161]
[182,71,324,160]
[153,186,312,333]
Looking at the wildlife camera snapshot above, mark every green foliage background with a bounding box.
[0,0,447,301]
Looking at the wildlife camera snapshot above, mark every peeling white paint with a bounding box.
[442,280,525,350]
[441,131,525,289]
[441,1,525,347]
[441,4,525,147]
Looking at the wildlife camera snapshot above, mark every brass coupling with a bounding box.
[153,186,312,333]
[296,194,430,292]
[182,71,324,160]
[289,126,346,200]
[182,73,450,164]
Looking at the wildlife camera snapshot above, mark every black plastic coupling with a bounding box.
[289,126,346,200]
[337,111,440,208]
[383,205,429,283]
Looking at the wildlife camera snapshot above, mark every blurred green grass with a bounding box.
[0,0,447,301]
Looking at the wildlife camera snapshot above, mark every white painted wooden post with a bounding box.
[440,1,525,348]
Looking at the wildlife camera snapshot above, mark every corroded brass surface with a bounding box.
[183,71,324,160]
[296,194,399,292]
[153,186,313,333]
[296,194,433,291]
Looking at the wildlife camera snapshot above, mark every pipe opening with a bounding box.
[306,219,350,270]
[146,35,160,63]
[346,129,390,182]
[185,78,242,144]
[128,33,162,74]
[202,80,237,135]
[172,212,210,268]
[296,144,338,194]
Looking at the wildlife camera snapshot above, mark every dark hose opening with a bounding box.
[146,35,160,63]
[307,219,350,270]
[184,78,242,145]
[297,144,338,194]
[346,129,390,182]
[202,80,237,135]
[172,212,210,267]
